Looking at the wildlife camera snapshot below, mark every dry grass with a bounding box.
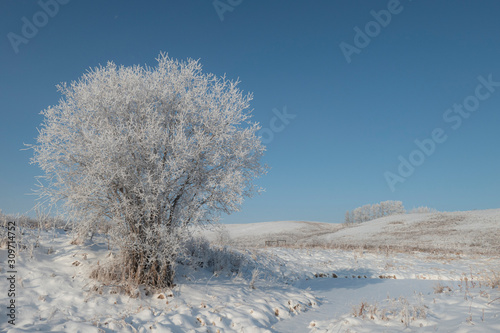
[388,221,404,225]
[249,269,260,290]
[89,259,143,297]
[271,242,469,257]
[267,211,500,256]
[481,270,500,289]
[89,250,174,297]
[351,296,427,327]
[216,210,500,258]
[433,283,452,294]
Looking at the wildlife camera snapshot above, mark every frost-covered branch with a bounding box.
[30,53,266,287]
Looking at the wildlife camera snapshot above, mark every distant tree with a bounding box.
[409,206,437,214]
[344,211,352,225]
[352,207,362,223]
[346,200,406,224]
[379,201,388,217]
[371,203,381,219]
[31,54,266,288]
[361,204,371,222]
[386,200,406,215]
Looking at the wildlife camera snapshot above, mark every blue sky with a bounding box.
[1,0,499,223]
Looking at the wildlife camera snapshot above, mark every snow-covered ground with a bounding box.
[1,209,499,332]
[203,220,342,248]
[210,209,500,254]
[270,248,500,332]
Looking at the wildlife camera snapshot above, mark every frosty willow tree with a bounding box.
[31,54,266,288]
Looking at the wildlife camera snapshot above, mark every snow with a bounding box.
[269,248,500,332]
[320,209,500,252]
[211,209,500,254]
[204,221,342,247]
[1,209,499,332]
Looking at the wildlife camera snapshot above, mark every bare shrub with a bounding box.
[483,270,500,289]
[249,269,260,289]
[214,225,233,247]
[351,296,427,327]
[433,283,452,294]
[181,236,246,275]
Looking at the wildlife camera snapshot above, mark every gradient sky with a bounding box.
[1,0,499,223]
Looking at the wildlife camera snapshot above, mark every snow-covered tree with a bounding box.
[31,53,266,288]
[371,203,381,219]
[344,210,352,225]
[346,200,406,224]
[384,200,406,215]
[351,207,361,223]
[409,206,437,214]
[379,201,388,217]
[360,204,371,222]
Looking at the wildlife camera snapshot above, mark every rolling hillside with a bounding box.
[212,209,500,254]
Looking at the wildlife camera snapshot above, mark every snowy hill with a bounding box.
[215,209,500,254]
[1,209,499,332]
[204,220,342,248]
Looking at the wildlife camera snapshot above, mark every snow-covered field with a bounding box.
[1,209,499,332]
[207,209,500,254]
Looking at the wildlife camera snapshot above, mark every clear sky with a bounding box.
[1,0,499,223]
